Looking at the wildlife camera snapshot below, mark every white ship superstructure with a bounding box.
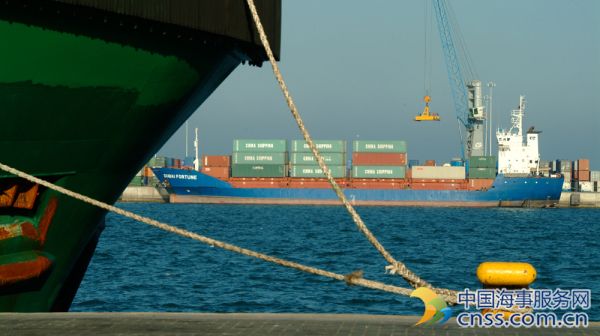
[496,96,541,175]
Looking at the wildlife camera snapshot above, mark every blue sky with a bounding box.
[159,0,599,168]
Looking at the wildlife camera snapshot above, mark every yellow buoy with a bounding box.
[476,262,536,287]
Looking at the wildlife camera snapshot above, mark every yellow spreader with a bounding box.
[415,95,440,121]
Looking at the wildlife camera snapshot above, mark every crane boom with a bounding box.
[431,0,486,158]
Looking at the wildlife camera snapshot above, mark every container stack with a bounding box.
[468,156,497,179]
[148,156,168,168]
[574,159,593,192]
[231,139,287,178]
[289,140,347,178]
[351,140,407,179]
[591,171,600,192]
[574,159,590,182]
[201,155,231,179]
[465,156,497,190]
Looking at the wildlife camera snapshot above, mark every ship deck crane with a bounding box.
[431,0,486,159]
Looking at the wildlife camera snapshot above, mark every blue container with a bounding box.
[408,160,419,168]
[450,160,464,167]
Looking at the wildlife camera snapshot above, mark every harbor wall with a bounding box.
[558,192,600,208]
[120,186,169,203]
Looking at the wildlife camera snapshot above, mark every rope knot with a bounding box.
[385,263,405,275]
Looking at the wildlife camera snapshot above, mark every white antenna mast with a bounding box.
[185,121,189,157]
[193,127,200,171]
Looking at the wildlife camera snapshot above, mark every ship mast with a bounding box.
[193,127,200,171]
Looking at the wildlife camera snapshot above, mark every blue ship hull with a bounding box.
[152,168,563,207]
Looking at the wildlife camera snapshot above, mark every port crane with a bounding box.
[430,0,486,158]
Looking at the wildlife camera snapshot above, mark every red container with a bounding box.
[410,182,464,190]
[578,159,590,171]
[202,155,231,167]
[289,181,332,189]
[350,181,407,189]
[351,153,407,166]
[229,178,288,188]
[424,160,436,166]
[578,170,590,181]
[173,159,182,168]
[467,178,494,190]
[143,167,154,177]
[202,166,230,179]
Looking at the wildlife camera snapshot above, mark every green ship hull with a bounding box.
[0,0,280,311]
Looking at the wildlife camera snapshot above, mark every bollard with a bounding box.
[477,262,537,318]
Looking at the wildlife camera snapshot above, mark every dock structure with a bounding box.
[2,313,599,335]
[119,186,169,203]
[559,192,600,208]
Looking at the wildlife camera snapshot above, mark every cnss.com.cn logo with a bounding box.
[411,287,452,326]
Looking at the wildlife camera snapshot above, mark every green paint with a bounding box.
[290,153,346,165]
[231,164,287,177]
[233,139,287,153]
[0,21,198,105]
[0,15,243,312]
[290,165,346,178]
[352,140,407,153]
[232,152,287,165]
[291,140,346,153]
[352,166,406,178]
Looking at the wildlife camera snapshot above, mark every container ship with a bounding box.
[0,0,280,312]
[153,97,564,207]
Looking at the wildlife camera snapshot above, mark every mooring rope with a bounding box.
[245,0,457,301]
[0,161,443,301]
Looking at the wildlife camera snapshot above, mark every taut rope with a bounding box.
[245,0,457,302]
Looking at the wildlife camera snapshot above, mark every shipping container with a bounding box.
[468,178,494,190]
[351,166,406,179]
[291,140,346,153]
[351,153,407,166]
[468,167,497,179]
[562,171,572,181]
[290,165,346,178]
[290,153,345,165]
[577,159,590,171]
[233,139,287,153]
[558,160,572,173]
[410,182,465,191]
[148,156,168,168]
[231,164,287,178]
[202,166,230,179]
[351,181,408,189]
[408,159,419,168]
[469,156,497,168]
[411,166,466,179]
[232,152,287,165]
[424,160,436,166]
[591,171,600,182]
[228,179,288,189]
[577,170,590,181]
[450,159,464,167]
[352,140,407,153]
[579,181,594,192]
[128,176,145,186]
[550,160,558,173]
[202,155,231,167]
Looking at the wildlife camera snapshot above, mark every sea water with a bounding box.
[72,204,600,320]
